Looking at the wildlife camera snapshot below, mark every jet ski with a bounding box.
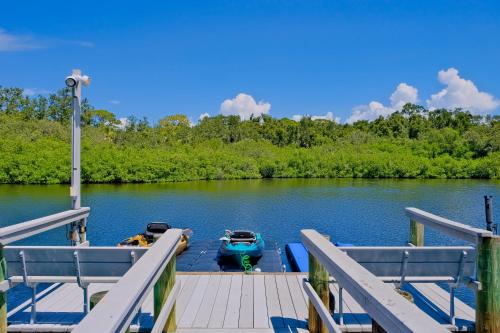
[118,222,192,255]
[219,230,265,259]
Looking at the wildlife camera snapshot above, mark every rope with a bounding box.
[240,254,252,273]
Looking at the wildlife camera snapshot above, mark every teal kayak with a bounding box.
[219,230,265,259]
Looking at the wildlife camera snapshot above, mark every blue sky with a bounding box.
[1,0,499,124]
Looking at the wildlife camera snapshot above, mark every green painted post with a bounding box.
[308,235,329,333]
[476,235,500,333]
[154,256,176,333]
[409,219,424,246]
[0,246,6,333]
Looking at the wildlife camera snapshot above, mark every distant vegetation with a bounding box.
[0,86,499,184]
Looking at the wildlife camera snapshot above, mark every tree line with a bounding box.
[0,86,498,183]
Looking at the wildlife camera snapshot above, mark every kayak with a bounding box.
[219,230,265,259]
[118,222,192,255]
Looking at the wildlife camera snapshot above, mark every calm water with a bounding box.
[1,179,499,307]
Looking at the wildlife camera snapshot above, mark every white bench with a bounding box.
[338,246,476,326]
[4,246,148,323]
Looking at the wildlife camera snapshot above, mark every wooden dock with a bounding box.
[7,273,475,332]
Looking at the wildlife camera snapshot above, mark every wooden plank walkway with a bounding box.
[7,273,475,332]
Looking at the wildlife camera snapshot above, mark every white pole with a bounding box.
[70,69,82,210]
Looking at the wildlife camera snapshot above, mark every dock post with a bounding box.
[476,235,500,333]
[154,256,176,332]
[308,236,329,333]
[409,219,424,246]
[0,246,6,333]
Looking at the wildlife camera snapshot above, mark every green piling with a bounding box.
[409,219,424,246]
[308,235,329,333]
[154,256,176,332]
[476,235,500,333]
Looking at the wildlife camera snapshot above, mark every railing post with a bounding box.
[0,246,6,333]
[476,235,500,333]
[308,235,329,333]
[409,219,424,246]
[154,255,176,332]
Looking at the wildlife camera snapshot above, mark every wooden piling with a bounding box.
[476,235,500,333]
[409,219,424,246]
[0,246,6,333]
[154,256,176,332]
[308,236,329,333]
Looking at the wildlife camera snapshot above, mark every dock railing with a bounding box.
[72,228,181,333]
[301,229,449,333]
[406,207,500,333]
[0,208,90,332]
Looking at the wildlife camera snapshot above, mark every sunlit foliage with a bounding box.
[0,86,498,184]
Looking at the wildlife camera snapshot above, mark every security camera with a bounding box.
[65,74,91,88]
[65,76,78,88]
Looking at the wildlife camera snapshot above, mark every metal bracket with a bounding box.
[453,251,467,287]
[399,250,410,288]
[131,251,138,265]
[448,251,468,326]
[73,251,89,314]
[464,277,481,291]
[19,251,37,323]
[338,286,344,326]
[19,251,29,286]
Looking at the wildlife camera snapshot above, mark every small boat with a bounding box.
[219,230,265,260]
[118,222,192,255]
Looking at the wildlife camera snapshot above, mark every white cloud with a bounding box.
[427,68,499,114]
[68,40,94,48]
[390,83,418,109]
[108,100,120,105]
[199,112,210,120]
[347,101,394,124]
[0,27,94,52]
[347,83,418,124]
[292,111,340,123]
[0,28,40,51]
[220,93,271,120]
[23,88,51,96]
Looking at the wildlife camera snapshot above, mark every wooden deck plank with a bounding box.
[296,274,308,304]
[179,275,211,327]
[286,275,308,328]
[275,274,298,328]
[7,273,476,333]
[264,275,284,328]
[33,283,74,312]
[253,275,269,329]
[193,274,222,328]
[176,275,200,321]
[176,328,311,333]
[238,275,254,328]
[33,283,81,323]
[208,275,232,329]
[223,275,243,328]
[411,283,475,321]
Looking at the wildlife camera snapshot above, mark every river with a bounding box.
[1,179,499,307]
